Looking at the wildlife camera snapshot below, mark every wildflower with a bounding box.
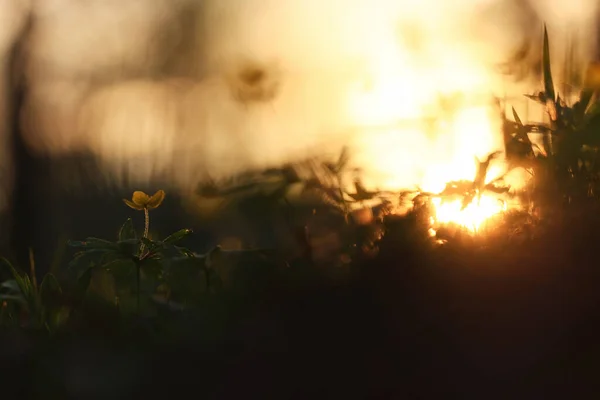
[123,190,165,255]
[123,190,165,211]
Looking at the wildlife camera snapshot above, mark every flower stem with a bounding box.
[136,260,140,314]
[137,207,150,315]
[139,207,150,256]
[144,207,150,239]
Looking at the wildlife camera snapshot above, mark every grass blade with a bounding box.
[543,25,556,103]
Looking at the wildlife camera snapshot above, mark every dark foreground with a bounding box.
[2,208,600,399]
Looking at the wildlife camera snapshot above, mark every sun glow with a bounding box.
[432,195,507,233]
[346,31,521,231]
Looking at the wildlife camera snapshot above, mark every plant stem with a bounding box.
[144,207,150,238]
[139,208,151,314]
[29,248,37,292]
[136,260,140,314]
[135,207,150,315]
[139,207,150,256]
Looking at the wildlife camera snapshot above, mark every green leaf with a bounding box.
[88,268,117,303]
[47,307,71,332]
[68,248,117,278]
[1,279,21,294]
[140,258,163,281]
[20,275,34,300]
[116,238,141,258]
[174,246,195,258]
[75,267,93,301]
[102,258,137,287]
[39,273,62,307]
[118,218,137,241]
[140,237,161,252]
[0,293,27,304]
[543,25,556,103]
[162,229,193,246]
[1,258,35,304]
[68,238,119,251]
[0,257,27,294]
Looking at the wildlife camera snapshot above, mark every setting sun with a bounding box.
[431,194,507,233]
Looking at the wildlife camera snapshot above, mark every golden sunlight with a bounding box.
[349,62,515,230]
[339,10,532,231]
[431,195,507,233]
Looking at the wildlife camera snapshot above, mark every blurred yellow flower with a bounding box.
[123,190,165,210]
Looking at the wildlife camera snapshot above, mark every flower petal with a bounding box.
[123,199,145,210]
[146,190,166,209]
[132,191,150,206]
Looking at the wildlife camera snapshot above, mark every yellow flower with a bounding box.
[123,190,166,211]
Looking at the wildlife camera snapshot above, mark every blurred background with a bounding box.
[0,0,598,268]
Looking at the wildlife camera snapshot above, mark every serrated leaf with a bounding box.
[118,218,137,241]
[163,229,193,245]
